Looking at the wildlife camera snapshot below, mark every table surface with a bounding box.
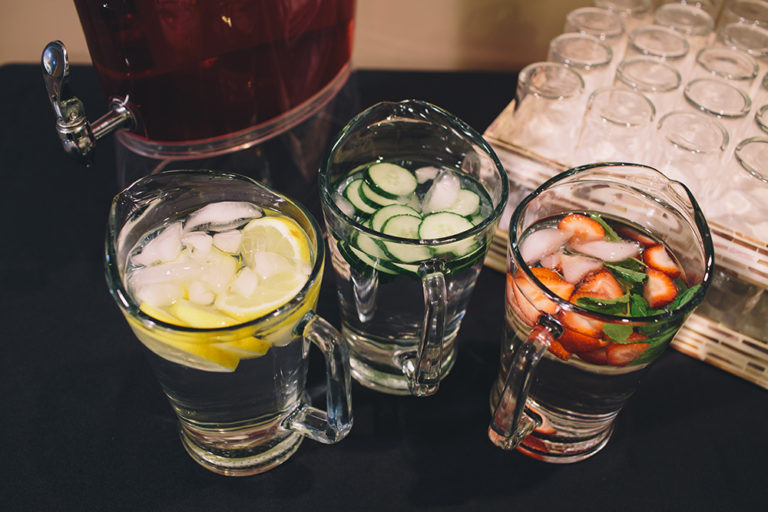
[2,64,766,512]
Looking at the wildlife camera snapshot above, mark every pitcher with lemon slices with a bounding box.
[105,170,352,476]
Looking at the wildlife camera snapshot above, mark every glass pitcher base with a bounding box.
[344,327,457,396]
[179,424,303,477]
[516,424,614,464]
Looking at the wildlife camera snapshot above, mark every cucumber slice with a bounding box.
[446,189,481,217]
[370,204,421,232]
[344,179,377,215]
[337,240,397,275]
[354,231,388,259]
[366,163,418,199]
[381,215,431,262]
[360,181,409,207]
[419,212,477,256]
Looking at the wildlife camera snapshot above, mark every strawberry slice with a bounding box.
[557,213,605,244]
[643,268,678,308]
[558,309,604,338]
[606,342,649,366]
[507,268,574,326]
[557,327,610,353]
[643,244,681,279]
[575,347,609,365]
[614,225,656,247]
[548,340,572,360]
[574,268,624,300]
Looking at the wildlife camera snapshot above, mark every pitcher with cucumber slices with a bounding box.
[105,170,352,476]
[319,100,508,396]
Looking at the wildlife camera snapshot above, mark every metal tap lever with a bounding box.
[41,40,135,166]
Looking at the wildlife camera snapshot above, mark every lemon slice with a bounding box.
[127,315,241,372]
[217,336,271,357]
[241,216,311,268]
[169,299,239,328]
[216,271,309,322]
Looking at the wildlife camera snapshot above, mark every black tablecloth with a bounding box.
[2,64,766,511]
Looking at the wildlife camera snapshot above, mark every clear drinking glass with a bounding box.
[690,46,760,90]
[707,137,768,238]
[319,100,508,396]
[660,0,725,19]
[565,7,627,66]
[594,0,654,36]
[615,56,683,116]
[624,25,691,72]
[718,0,768,29]
[105,170,353,476]
[575,86,656,164]
[498,62,586,163]
[655,3,717,79]
[548,33,614,95]
[489,163,714,463]
[652,110,729,209]
[684,77,752,155]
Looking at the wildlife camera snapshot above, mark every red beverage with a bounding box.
[74,0,355,142]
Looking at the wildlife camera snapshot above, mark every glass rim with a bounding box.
[594,0,652,17]
[587,86,657,126]
[104,169,326,334]
[654,3,715,36]
[657,110,729,153]
[616,56,682,93]
[695,46,760,81]
[718,22,768,58]
[628,25,690,59]
[508,162,715,323]
[518,62,586,100]
[566,7,626,38]
[549,33,614,69]
[318,99,510,246]
[684,77,752,118]
[735,136,768,183]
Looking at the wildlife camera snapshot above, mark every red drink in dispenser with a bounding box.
[74,0,355,143]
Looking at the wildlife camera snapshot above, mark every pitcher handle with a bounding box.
[283,312,353,444]
[488,316,560,450]
[400,269,446,397]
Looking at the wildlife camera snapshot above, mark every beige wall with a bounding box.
[0,0,587,70]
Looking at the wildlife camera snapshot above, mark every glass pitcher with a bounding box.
[489,163,714,463]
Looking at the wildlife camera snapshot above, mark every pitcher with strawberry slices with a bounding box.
[489,162,714,463]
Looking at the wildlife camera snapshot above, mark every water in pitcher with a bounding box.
[121,199,319,464]
[328,161,494,392]
[74,0,355,142]
[492,212,702,457]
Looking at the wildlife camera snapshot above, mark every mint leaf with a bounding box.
[605,262,647,284]
[602,323,634,342]
[629,293,650,316]
[629,328,678,366]
[669,283,702,310]
[589,213,621,242]
[576,294,629,315]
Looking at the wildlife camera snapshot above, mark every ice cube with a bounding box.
[570,240,641,262]
[128,250,202,291]
[249,251,293,280]
[519,228,569,265]
[213,230,242,253]
[559,253,604,284]
[415,166,439,184]
[184,201,263,232]
[132,222,183,266]
[231,267,260,297]
[422,171,460,214]
[182,232,213,260]
[187,280,215,305]
[199,248,238,292]
[334,194,355,218]
[134,282,184,308]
